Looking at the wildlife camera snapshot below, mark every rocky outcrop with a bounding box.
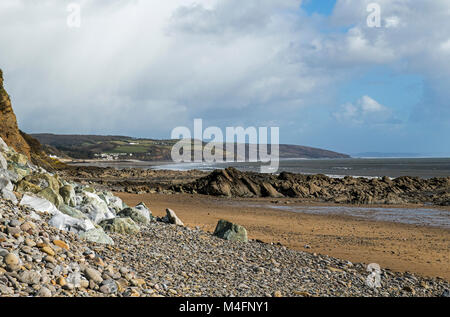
[176,168,450,206]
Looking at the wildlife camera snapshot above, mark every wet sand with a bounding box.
[117,193,450,281]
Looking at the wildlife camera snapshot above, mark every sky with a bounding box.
[0,0,449,156]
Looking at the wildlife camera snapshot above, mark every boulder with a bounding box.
[1,188,18,204]
[163,208,184,226]
[38,187,64,208]
[59,184,76,207]
[100,217,140,235]
[23,173,61,192]
[213,219,248,243]
[0,177,13,191]
[79,228,114,245]
[59,204,89,220]
[19,194,60,215]
[98,191,124,213]
[80,192,115,224]
[15,180,42,194]
[118,207,147,224]
[48,212,95,233]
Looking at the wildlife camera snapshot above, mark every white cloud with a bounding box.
[333,96,397,125]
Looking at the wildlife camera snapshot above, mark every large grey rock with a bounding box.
[79,228,114,245]
[48,212,95,233]
[59,184,76,207]
[19,194,60,215]
[98,191,124,213]
[80,192,115,224]
[38,187,64,208]
[59,204,89,220]
[117,205,151,224]
[100,217,140,235]
[0,177,13,191]
[1,188,18,204]
[213,219,248,243]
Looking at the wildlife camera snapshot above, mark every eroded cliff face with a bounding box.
[0,69,31,158]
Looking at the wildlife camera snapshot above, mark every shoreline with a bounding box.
[117,192,450,281]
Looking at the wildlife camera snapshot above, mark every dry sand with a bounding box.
[117,192,450,281]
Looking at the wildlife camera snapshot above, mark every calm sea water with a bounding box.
[151,158,450,179]
[71,158,450,179]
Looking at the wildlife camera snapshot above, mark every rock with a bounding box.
[442,289,450,297]
[84,267,103,284]
[38,187,64,208]
[23,173,61,192]
[0,284,14,295]
[0,177,13,191]
[273,290,283,297]
[41,246,55,256]
[213,219,248,243]
[100,279,118,294]
[100,217,140,235]
[79,228,114,245]
[58,204,89,220]
[36,287,52,297]
[1,188,18,204]
[0,137,9,152]
[59,184,76,207]
[80,192,115,224]
[15,180,42,194]
[98,191,124,213]
[4,253,20,271]
[53,240,69,250]
[117,207,149,224]
[0,153,7,170]
[48,212,95,234]
[20,194,60,215]
[164,208,184,226]
[19,270,41,285]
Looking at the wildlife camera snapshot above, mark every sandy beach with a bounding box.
[117,192,450,281]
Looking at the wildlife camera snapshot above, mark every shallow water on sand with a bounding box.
[235,203,450,229]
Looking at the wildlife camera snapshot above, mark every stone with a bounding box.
[80,192,115,224]
[5,253,20,270]
[20,194,60,215]
[100,279,118,294]
[23,173,61,193]
[15,180,42,194]
[48,212,95,234]
[1,188,17,204]
[213,219,248,243]
[273,291,283,297]
[36,287,52,297]
[164,208,184,226]
[19,270,41,285]
[53,240,69,250]
[117,207,149,224]
[59,184,76,207]
[37,187,64,208]
[100,217,140,235]
[0,153,7,170]
[41,246,56,256]
[79,228,114,245]
[84,267,103,284]
[58,204,89,220]
[0,284,14,295]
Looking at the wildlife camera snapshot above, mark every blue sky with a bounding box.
[0,0,449,156]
